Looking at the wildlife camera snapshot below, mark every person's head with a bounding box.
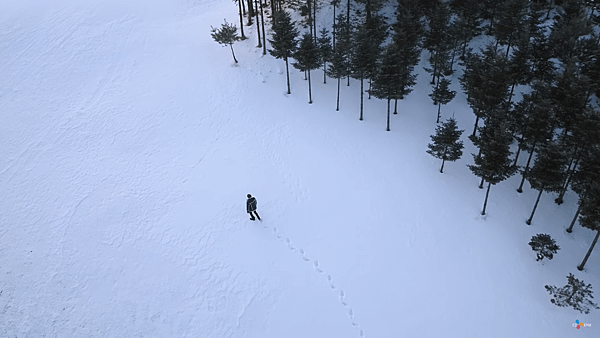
[247,194,252,198]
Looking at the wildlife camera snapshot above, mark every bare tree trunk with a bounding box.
[566,203,582,233]
[436,103,441,123]
[336,77,340,111]
[386,98,391,131]
[308,69,313,104]
[260,2,267,54]
[332,4,336,52]
[512,143,522,166]
[230,44,238,63]
[556,154,580,205]
[393,99,398,114]
[285,58,291,94]
[255,1,262,47]
[238,0,247,39]
[577,230,600,271]
[246,0,254,25]
[517,140,537,193]
[440,158,446,173]
[359,76,364,120]
[472,115,480,137]
[479,176,485,189]
[526,189,544,225]
[482,181,492,215]
[313,0,317,42]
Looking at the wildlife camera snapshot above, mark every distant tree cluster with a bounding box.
[213,0,600,313]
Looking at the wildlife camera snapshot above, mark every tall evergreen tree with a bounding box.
[391,3,423,111]
[553,101,600,204]
[210,19,241,63]
[524,141,569,225]
[423,0,452,84]
[568,147,600,232]
[577,184,600,271]
[549,0,594,65]
[328,14,352,111]
[350,15,386,120]
[468,116,518,215]
[493,0,529,57]
[426,117,465,173]
[269,11,300,94]
[293,32,322,103]
[449,0,484,60]
[429,77,456,123]
[513,82,556,193]
[545,273,600,314]
[370,41,417,131]
[460,45,511,137]
[317,28,333,84]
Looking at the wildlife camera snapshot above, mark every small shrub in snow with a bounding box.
[528,234,560,261]
[545,273,600,314]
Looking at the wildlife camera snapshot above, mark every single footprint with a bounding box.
[285,238,291,244]
[348,309,354,317]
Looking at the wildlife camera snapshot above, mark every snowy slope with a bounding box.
[1,0,599,337]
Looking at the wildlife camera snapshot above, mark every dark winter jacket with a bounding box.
[246,197,257,213]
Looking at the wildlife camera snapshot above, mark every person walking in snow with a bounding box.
[246,194,261,221]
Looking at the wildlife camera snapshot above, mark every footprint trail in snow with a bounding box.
[262,223,365,337]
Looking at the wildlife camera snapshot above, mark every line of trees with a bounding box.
[213,0,600,312]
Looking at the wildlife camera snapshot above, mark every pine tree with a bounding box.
[553,102,600,205]
[429,77,456,123]
[577,184,600,271]
[513,82,556,193]
[529,234,560,261]
[568,147,600,233]
[327,14,352,111]
[426,117,465,173]
[493,0,529,57]
[269,11,299,94]
[468,116,518,215]
[370,41,416,131]
[317,28,333,84]
[545,273,600,314]
[524,141,569,225]
[549,0,594,65]
[449,0,483,60]
[350,15,386,120]
[390,3,423,113]
[210,19,241,63]
[423,0,452,84]
[293,32,322,103]
[460,45,511,137]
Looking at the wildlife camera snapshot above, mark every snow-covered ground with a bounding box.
[1,0,599,337]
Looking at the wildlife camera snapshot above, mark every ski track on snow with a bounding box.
[260,222,365,337]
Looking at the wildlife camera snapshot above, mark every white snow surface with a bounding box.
[1,0,599,337]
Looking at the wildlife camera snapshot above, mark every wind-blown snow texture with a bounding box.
[1,0,598,337]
